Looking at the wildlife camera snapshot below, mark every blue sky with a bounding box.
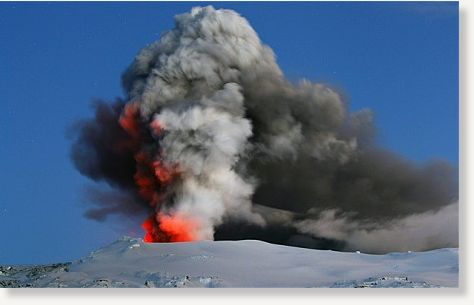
[0,1,458,264]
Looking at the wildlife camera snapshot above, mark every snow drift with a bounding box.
[0,237,458,288]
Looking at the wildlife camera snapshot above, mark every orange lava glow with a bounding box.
[133,151,180,207]
[118,101,194,244]
[119,102,141,139]
[142,216,156,243]
[141,213,199,243]
[134,151,160,206]
[157,213,199,242]
[153,160,180,184]
[150,119,165,136]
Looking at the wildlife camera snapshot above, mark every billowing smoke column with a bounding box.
[70,6,458,252]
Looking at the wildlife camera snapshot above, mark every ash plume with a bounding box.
[70,6,458,252]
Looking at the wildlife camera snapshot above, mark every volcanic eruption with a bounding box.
[70,6,458,253]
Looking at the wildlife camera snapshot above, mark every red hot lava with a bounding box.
[119,101,199,243]
[142,213,199,242]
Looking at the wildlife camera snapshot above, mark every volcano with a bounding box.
[0,237,458,288]
[70,6,458,253]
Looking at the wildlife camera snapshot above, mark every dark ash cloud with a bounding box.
[69,6,458,253]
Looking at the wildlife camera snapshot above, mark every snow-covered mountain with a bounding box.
[0,237,458,288]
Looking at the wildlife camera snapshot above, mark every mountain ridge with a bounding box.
[0,237,458,288]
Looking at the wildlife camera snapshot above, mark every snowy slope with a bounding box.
[0,237,458,288]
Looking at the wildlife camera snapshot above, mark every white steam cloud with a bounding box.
[71,6,458,252]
